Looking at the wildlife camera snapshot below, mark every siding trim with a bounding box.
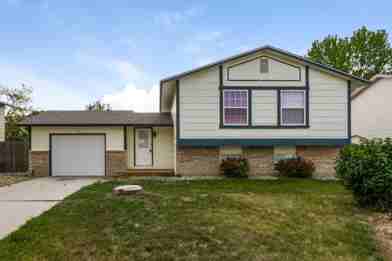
[347,80,351,143]
[226,55,302,82]
[178,138,349,147]
[176,80,180,143]
[123,126,127,150]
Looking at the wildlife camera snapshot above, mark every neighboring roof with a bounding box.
[19,111,173,126]
[160,45,370,84]
[351,74,392,100]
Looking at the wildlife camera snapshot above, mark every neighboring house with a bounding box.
[352,74,392,143]
[20,45,368,178]
[0,102,5,142]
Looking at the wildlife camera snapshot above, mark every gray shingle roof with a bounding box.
[19,111,173,126]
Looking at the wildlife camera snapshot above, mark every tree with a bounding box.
[0,84,33,140]
[307,26,392,79]
[85,100,112,111]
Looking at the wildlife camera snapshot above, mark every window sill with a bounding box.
[220,125,310,129]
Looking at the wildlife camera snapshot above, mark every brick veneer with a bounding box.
[296,146,341,178]
[243,147,275,176]
[176,147,220,176]
[106,151,127,176]
[176,145,341,178]
[30,150,127,176]
[31,151,49,177]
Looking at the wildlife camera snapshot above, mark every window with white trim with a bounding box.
[280,90,306,125]
[223,90,248,125]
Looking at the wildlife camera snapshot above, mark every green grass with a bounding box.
[0,179,383,261]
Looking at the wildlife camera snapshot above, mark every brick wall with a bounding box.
[243,147,275,176]
[106,151,127,176]
[176,147,220,176]
[175,145,341,178]
[296,146,341,178]
[30,150,128,177]
[31,151,49,176]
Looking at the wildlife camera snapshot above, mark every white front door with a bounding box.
[135,128,153,166]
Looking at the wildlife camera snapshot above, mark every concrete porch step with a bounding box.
[116,169,175,177]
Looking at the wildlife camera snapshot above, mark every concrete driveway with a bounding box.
[0,177,101,239]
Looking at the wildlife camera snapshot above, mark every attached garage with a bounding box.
[50,134,105,176]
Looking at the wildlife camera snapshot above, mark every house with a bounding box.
[0,102,5,142]
[20,45,368,178]
[352,74,392,143]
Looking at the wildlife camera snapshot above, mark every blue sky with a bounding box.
[1,0,391,111]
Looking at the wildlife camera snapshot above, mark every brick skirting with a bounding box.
[31,151,49,177]
[176,146,342,178]
[106,151,127,176]
[176,147,220,176]
[297,146,341,178]
[30,150,127,177]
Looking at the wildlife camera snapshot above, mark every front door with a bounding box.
[135,128,153,166]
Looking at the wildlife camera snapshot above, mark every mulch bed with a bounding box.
[369,214,392,261]
[0,176,31,187]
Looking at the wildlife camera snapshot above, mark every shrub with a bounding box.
[336,138,392,212]
[274,157,315,178]
[220,157,249,178]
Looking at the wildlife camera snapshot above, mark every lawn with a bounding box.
[0,179,383,261]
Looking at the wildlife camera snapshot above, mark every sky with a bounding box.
[0,0,391,112]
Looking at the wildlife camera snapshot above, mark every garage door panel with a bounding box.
[51,135,105,176]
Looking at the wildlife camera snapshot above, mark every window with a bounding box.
[223,90,248,125]
[280,90,306,125]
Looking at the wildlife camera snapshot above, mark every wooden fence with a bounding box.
[0,141,29,173]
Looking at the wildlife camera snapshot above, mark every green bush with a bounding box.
[220,158,249,178]
[274,157,315,178]
[336,139,392,212]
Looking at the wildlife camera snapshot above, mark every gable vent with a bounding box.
[260,58,269,73]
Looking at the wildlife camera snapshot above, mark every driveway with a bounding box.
[0,177,101,239]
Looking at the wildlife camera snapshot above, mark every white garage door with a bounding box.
[51,135,105,176]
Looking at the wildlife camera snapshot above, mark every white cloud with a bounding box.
[108,60,145,82]
[183,31,224,55]
[155,6,204,27]
[102,84,159,112]
[0,63,89,110]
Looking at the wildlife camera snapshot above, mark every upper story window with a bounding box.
[281,90,306,126]
[223,90,248,126]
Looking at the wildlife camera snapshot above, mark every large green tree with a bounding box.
[307,26,392,79]
[0,84,33,140]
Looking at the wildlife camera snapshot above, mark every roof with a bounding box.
[351,74,392,100]
[19,111,173,126]
[160,45,370,84]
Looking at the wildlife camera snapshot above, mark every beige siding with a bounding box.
[252,90,277,126]
[228,56,301,81]
[0,106,4,142]
[352,78,392,139]
[127,127,174,169]
[223,51,306,87]
[31,126,124,151]
[153,127,174,169]
[179,61,348,139]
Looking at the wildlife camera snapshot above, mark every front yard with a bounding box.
[0,179,384,261]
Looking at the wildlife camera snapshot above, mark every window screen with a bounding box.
[223,90,248,125]
[281,91,306,125]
